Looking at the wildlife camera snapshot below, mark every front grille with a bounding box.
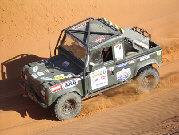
[25,72,42,98]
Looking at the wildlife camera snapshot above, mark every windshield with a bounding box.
[61,33,86,62]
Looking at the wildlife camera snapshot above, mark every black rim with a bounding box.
[62,99,76,115]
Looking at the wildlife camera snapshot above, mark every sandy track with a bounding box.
[0,0,179,135]
[36,60,179,135]
[39,86,179,135]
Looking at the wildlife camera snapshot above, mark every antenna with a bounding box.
[48,27,52,57]
[49,41,52,57]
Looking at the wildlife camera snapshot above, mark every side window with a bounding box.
[124,40,138,58]
[91,50,103,64]
[102,46,113,62]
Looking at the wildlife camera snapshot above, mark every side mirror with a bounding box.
[89,62,95,72]
[89,65,93,72]
[86,62,94,73]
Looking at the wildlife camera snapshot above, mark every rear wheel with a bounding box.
[136,66,159,93]
[54,92,82,120]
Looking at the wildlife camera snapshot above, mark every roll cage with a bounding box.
[54,17,122,96]
[54,17,122,55]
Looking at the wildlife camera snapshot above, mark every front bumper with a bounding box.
[19,74,47,108]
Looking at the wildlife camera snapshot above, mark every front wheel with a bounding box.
[54,92,82,121]
[136,66,159,92]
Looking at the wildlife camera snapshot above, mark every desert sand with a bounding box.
[0,0,179,135]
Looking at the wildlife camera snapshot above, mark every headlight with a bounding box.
[41,89,45,97]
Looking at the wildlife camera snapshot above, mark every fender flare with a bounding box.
[134,59,160,76]
[48,87,82,106]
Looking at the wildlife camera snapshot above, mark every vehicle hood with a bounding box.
[23,54,83,84]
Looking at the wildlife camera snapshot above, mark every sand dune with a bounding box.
[0,0,179,135]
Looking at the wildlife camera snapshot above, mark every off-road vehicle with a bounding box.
[20,17,162,120]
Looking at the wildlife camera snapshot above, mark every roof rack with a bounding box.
[132,26,151,39]
[67,18,118,44]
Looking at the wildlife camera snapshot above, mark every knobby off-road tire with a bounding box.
[136,66,159,93]
[54,92,82,121]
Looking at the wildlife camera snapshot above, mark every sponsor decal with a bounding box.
[67,74,73,78]
[109,67,114,72]
[140,55,150,61]
[54,74,65,80]
[117,62,128,68]
[41,77,53,81]
[128,60,135,64]
[157,50,162,55]
[114,42,123,60]
[45,69,49,73]
[62,79,80,89]
[37,72,45,76]
[90,67,108,90]
[115,42,121,49]
[32,73,38,78]
[33,66,38,72]
[49,78,80,93]
[49,84,61,93]
[72,23,87,30]
[53,74,72,80]
[62,61,70,67]
[93,36,105,43]
[117,68,131,81]
[101,76,106,79]
[91,72,100,77]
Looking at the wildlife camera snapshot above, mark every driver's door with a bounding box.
[113,40,132,83]
[87,45,116,93]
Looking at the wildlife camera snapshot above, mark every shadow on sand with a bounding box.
[0,54,57,121]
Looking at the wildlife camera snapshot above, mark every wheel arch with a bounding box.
[134,59,160,77]
[48,87,82,107]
